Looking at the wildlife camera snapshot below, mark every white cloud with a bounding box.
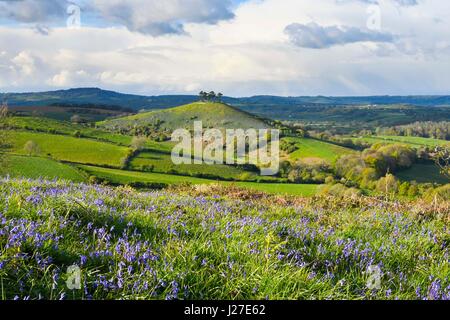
[0,0,66,23]
[284,22,394,48]
[11,51,37,76]
[0,0,449,95]
[92,0,235,36]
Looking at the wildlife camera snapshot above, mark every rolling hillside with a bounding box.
[283,137,354,162]
[8,131,130,168]
[3,154,87,182]
[4,87,450,109]
[98,102,270,131]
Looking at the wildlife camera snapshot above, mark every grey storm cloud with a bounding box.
[0,0,235,36]
[284,22,395,49]
[92,0,235,36]
[0,0,67,23]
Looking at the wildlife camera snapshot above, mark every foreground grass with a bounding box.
[0,178,448,300]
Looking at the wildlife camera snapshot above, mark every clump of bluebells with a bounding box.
[0,177,449,300]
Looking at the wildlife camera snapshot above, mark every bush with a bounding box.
[131,136,147,151]
[24,140,40,156]
[324,176,335,185]
[398,182,411,196]
[408,184,419,197]
[376,174,399,194]
[429,184,450,201]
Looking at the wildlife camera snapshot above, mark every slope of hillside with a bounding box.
[8,131,130,168]
[283,137,354,162]
[99,102,270,131]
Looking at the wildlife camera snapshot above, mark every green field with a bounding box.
[99,102,270,131]
[2,154,87,182]
[350,135,449,147]
[130,150,258,180]
[397,164,449,184]
[78,165,318,196]
[284,137,353,162]
[8,131,130,167]
[234,181,319,196]
[1,116,133,146]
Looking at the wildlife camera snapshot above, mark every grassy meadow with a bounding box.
[78,165,317,196]
[130,150,259,180]
[284,137,354,162]
[8,131,131,167]
[2,154,87,182]
[0,178,448,300]
[1,116,133,146]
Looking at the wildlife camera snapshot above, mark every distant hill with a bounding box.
[3,87,450,110]
[98,102,270,131]
[3,88,450,125]
[1,88,197,110]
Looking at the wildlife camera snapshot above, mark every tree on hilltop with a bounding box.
[199,91,224,102]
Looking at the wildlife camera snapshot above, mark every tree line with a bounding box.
[376,121,450,140]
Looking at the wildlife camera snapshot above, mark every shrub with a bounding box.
[24,140,40,156]
[131,136,147,151]
[376,174,399,194]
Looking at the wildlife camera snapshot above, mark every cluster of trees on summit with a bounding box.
[199,91,223,102]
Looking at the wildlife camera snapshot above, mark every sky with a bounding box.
[0,0,449,97]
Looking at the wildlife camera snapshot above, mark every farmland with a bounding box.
[2,154,87,182]
[0,91,449,303]
[284,137,354,162]
[1,116,133,146]
[130,150,259,180]
[78,165,317,196]
[8,131,130,167]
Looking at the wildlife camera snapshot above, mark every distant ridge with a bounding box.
[2,87,450,111]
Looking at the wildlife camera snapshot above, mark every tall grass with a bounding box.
[0,178,448,300]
